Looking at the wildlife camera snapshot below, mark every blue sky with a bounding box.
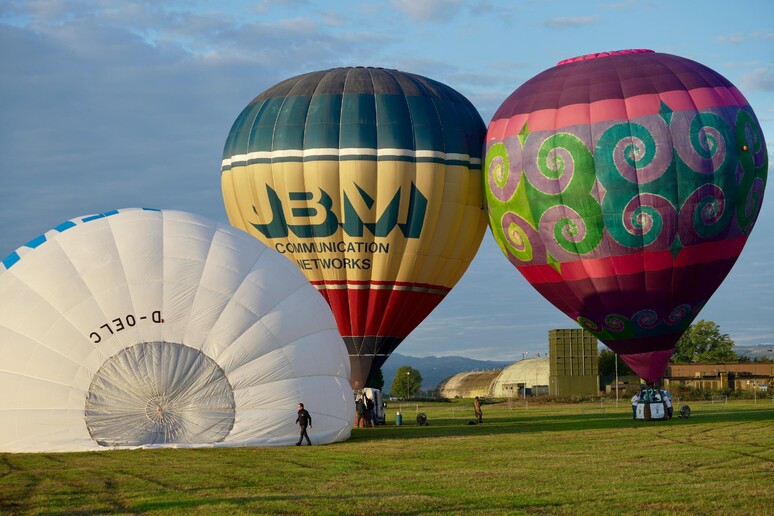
[1,0,772,361]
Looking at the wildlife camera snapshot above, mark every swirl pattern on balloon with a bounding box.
[621,193,677,249]
[609,120,672,184]
[484,106,766,265]
[678,183,728,243]
[577,316,602,333]
[672,111,730,175]
[633,309,659,329]
[666,304,691,326]
[486,141,521,202]
[526,133,590,194]
[539,204,590,259]
[500,211,544,263]
[735,109,768,231]
[604,314,628,333]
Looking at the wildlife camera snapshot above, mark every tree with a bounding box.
[391,366,422,398]
[598,349,634,376]
[671,320,737,363]
[366,368,384,390]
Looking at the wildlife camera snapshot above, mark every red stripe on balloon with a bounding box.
[310,279,452,292]
[486,86,748,139]
[518,237,747,285]
[315,285,447,338]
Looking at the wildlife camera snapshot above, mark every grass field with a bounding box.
[1,399,772,514]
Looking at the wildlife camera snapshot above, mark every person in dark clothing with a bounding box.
[354,398,366,428]
[363,397,374,428]
[473,396,483,423]
[295,403,312,446]
[365,397,376,427]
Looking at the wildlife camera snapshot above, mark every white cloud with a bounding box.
[389,0,466,22]
[543,15,598,28]
[606,0,637,10]
[740,67,774,92]
[0,3,391,257]
[716,31,774,44]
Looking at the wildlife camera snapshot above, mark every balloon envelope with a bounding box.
[0,209,354,452]
[484,50,767,382]
[222,67,487,388]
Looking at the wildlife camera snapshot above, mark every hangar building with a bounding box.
[437,358,550,398]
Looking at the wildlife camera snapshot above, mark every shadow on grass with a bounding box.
[346,408,774,443]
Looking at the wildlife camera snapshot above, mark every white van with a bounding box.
[357,388,385,425]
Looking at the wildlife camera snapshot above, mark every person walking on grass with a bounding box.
[296,403,312,446]
[473,396,483,423]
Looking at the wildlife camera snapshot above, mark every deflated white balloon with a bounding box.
[0,208,354,452]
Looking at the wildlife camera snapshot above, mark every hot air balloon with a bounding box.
[0,208,354,452]
[222,67,487,388]
[484,50,767,383]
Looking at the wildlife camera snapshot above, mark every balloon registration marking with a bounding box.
[89,311,163,343]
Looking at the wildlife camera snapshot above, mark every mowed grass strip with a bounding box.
[1,400,772,514]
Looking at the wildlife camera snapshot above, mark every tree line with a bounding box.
[599,319,763,376]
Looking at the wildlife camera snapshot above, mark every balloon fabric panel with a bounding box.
[0,209,354,452]
[484,51,767,383]
[222,67,487,388]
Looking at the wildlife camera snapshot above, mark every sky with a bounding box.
[1,0,772,362]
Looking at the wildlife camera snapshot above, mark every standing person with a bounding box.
[661,389,673,419]
[295,403,312,446]
[366,396,376,427]
[631,392,641,420]
[363,397,373,428]
[354,397,365,428]
[473,396,483,423]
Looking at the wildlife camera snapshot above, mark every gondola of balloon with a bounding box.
[0,50,767,452]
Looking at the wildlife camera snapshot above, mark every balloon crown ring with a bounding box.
[557,49,654,66]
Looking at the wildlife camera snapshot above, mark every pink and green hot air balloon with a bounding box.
[484,50,767,383]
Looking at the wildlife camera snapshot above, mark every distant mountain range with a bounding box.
[735,345,774,360]
[381,353,512,392]
[378,345,773,393]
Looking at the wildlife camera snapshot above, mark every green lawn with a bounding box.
[1,399,772,514]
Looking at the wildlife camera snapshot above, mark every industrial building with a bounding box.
[436,358,550,399]
[490,358,550,397]
[664,363,774,392]
[548,329,599,396]
[436,370,501,399]
[437,328,601,398]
